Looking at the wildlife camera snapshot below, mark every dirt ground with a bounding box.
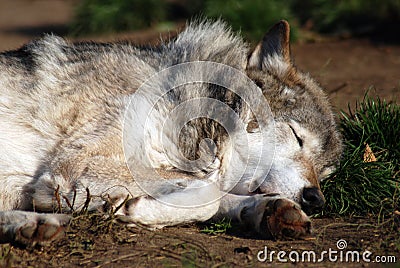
[1,215,399,267]
[0,1,399,267]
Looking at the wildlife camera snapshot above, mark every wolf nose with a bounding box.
[301,187,325,215]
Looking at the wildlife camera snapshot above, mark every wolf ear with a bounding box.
[247,20,292,74]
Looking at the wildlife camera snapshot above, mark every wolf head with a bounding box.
[129,20,342,214]
[166,20,343,214]
[241,21,343,214]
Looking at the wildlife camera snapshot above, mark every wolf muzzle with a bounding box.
[301,187,325,215]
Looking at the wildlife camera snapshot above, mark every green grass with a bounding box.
[200,218,232,235]
[321,95,399,219]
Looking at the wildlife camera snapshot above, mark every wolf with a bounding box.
[0,20,342,245]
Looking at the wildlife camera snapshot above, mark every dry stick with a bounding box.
[91,252,142,268]
[78,188,92,214]
[111,194,130,215]
[62,195,74,212]
[54,185,62,213]
[72,188,77,211]
[156,248,189,261]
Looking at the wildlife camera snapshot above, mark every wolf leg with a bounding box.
[27,166,221,228]
[0,211,71,245]
[213,193,311,239]
[118,177,221,228]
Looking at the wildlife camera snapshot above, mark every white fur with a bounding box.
[123,179,221,227]
[257,122,316,202]
[263,53,290,77]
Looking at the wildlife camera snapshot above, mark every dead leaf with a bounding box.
[363,143,377,162]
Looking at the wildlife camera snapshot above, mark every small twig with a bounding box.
[62,195,74,212]
[80,188,91,214]
[72,188,77,210]
[112,195,130,215]
[92,252,142,268]
[54,185,62,213]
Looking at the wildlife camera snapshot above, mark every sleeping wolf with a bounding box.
[0,20,342,245]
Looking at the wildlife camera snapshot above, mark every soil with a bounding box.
[1,215,399,267]
[0,1,399,267]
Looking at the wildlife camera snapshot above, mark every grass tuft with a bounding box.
[322,95,399,219]
[200,218,232,235]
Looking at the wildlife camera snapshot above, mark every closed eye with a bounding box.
[289,125,303,147]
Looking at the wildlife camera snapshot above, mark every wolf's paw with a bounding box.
[0,211,71,246]
[17,214,71,246]
[262,198,311,239]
